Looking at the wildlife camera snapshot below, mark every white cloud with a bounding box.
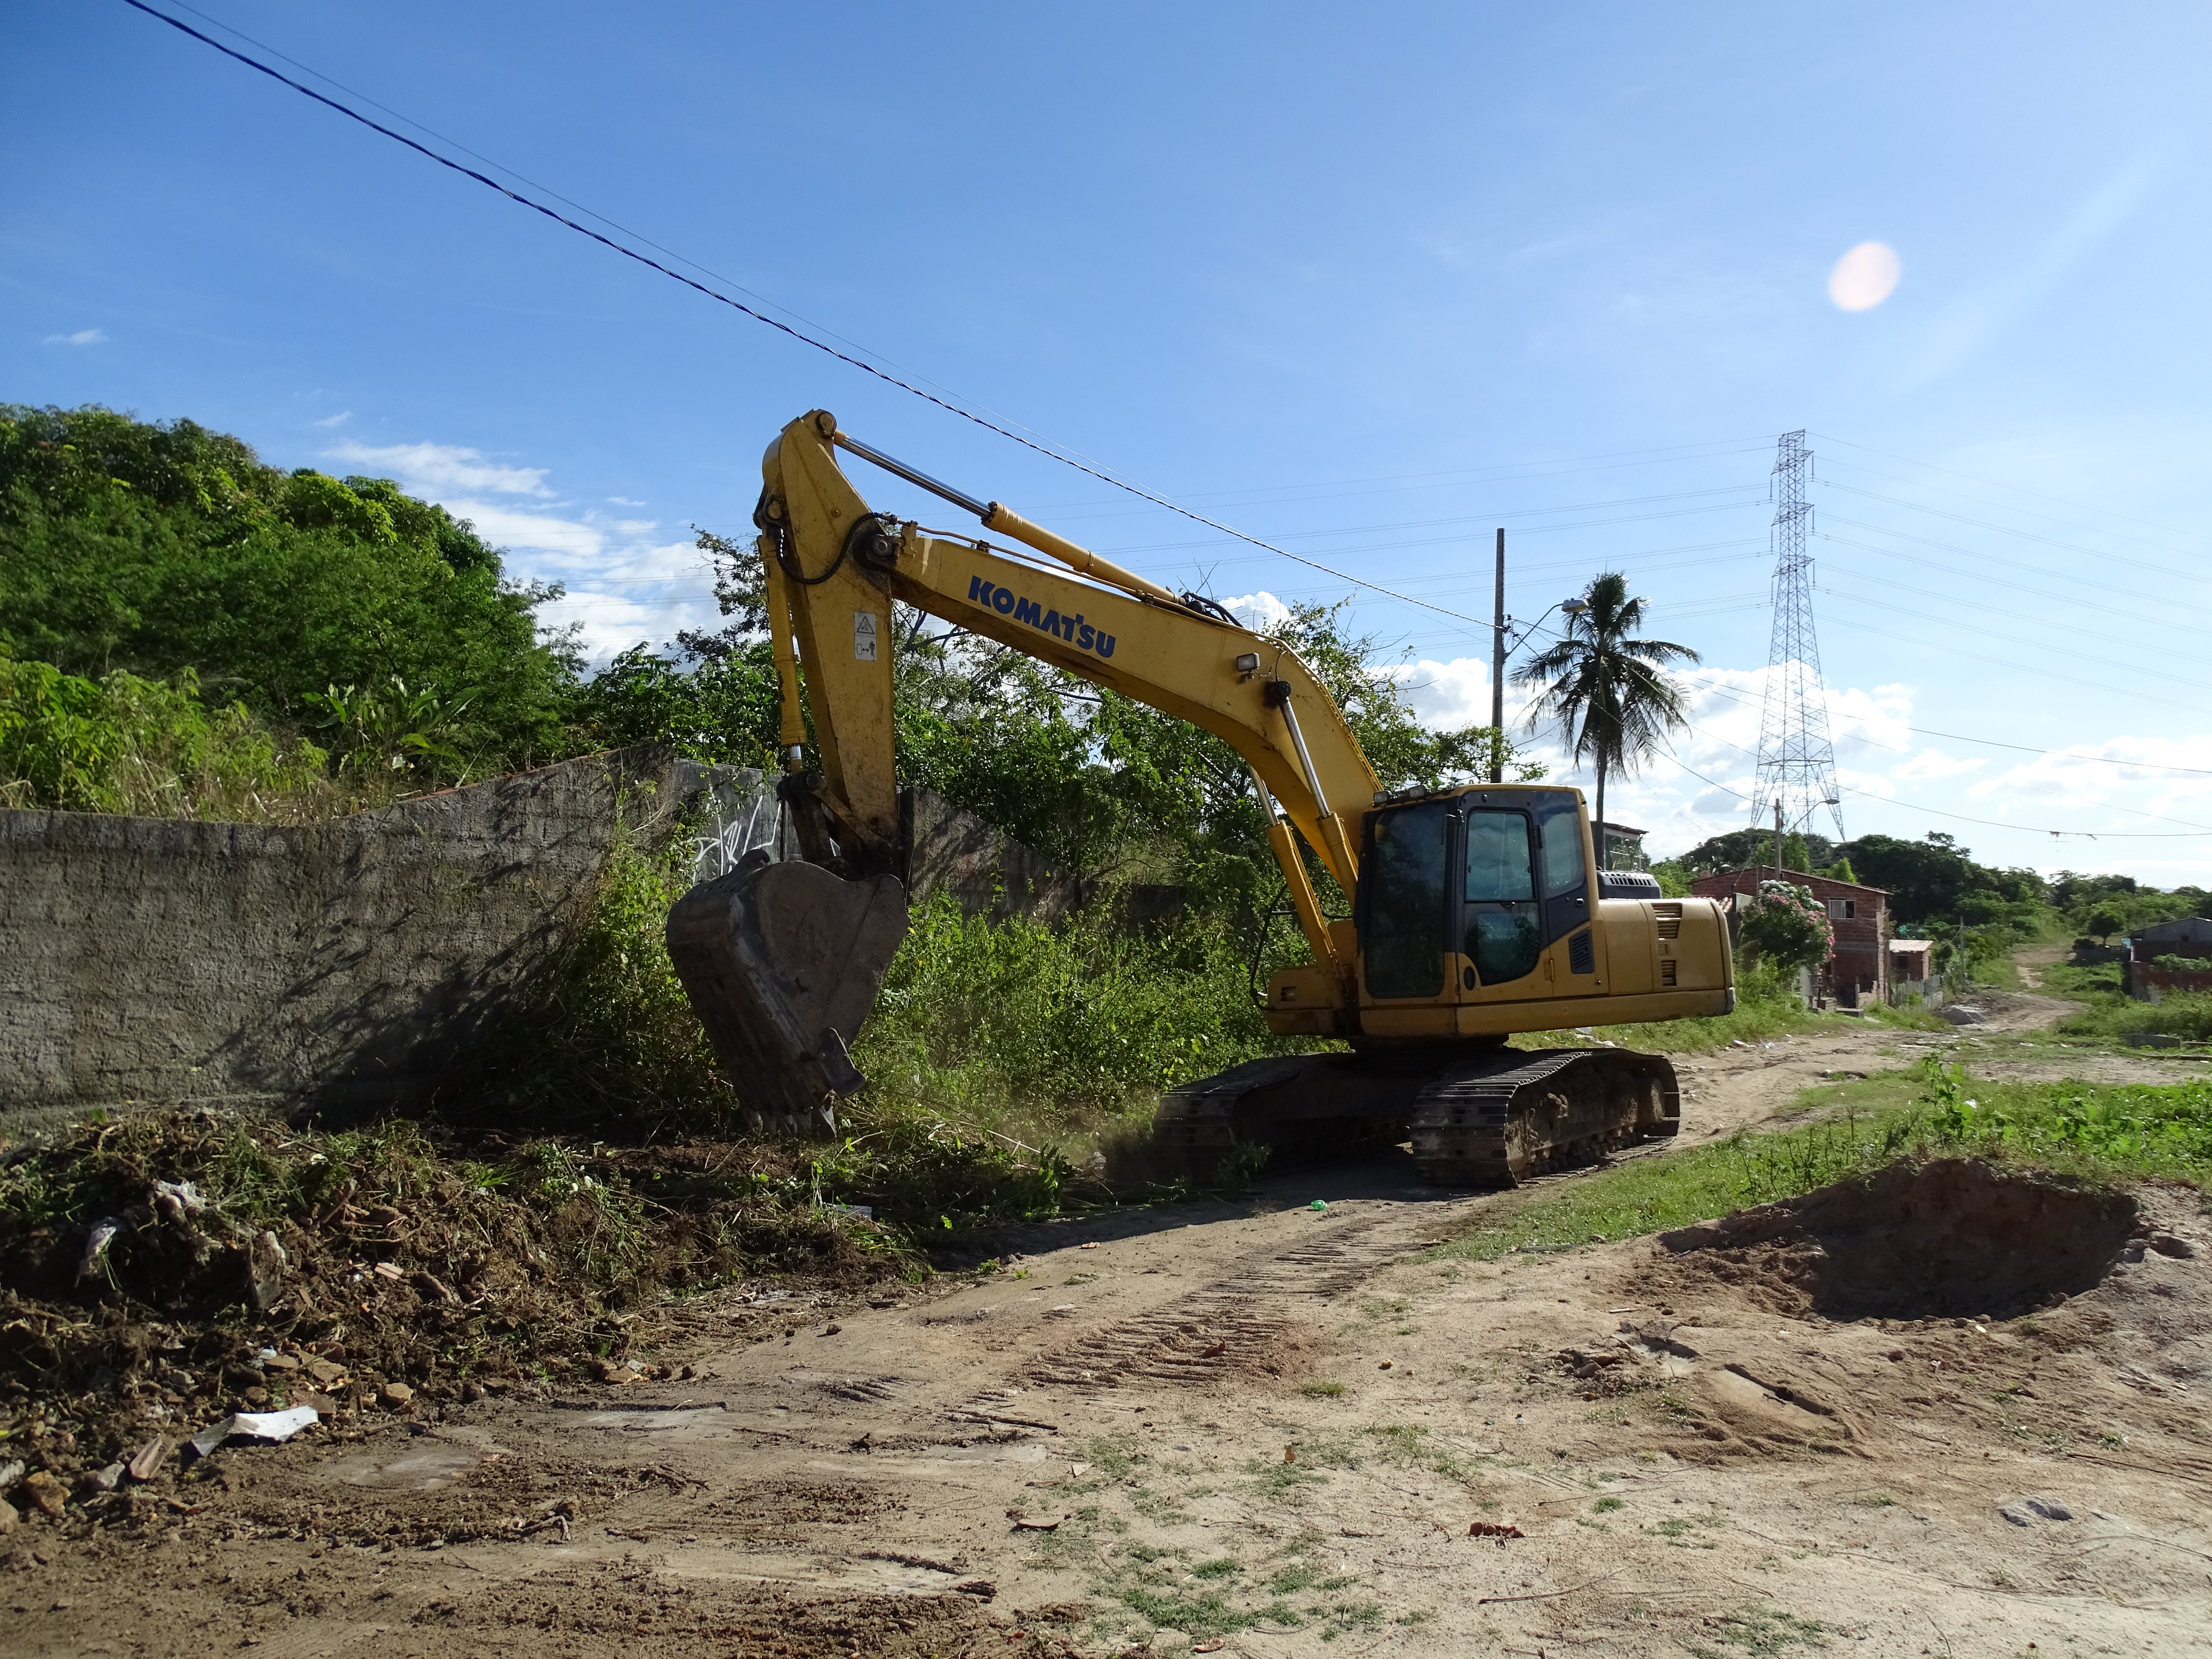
[1388,656,1498,730]
[537,589,704,665]
[43,328,105,346]
[1967,736,2212,821]
[325,435,713,667]
[311,410,352,428]
[1220,590,1294,632]
[325,440,550,498]
[1893,748,1985,780]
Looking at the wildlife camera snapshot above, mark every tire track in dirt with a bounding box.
[1019,1211,1438,1391]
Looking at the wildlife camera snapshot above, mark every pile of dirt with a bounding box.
[1652,1157,2140,1320]
[0,1108,900,1504]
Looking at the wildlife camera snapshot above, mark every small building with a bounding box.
[1888,937,1940,1007]
[1689,866,1892,1007]
[2125,916,2212,1001]
[1887,937,1935,982]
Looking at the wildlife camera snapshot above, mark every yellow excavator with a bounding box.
[667,410,1735,1184]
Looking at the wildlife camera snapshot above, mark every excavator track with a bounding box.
[1156,1046,1679,1187]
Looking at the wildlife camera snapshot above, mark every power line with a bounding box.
[1816,454,2200,564]
[1817,528,2196,645]
[1030,440,1776,518]
[1674,669,2212,779]
[1811,431,2206,551]
[119,0,1524,647]
[1825,481,2201,585]
[1815,564,2207,681]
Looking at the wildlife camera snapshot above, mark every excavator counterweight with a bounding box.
[667,412,1734,1183]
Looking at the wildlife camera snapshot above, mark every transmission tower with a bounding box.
[1752,431,1847,848]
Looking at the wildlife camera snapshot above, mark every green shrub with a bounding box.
[451,831,1315,1222]
[0,653,337,820]
[1736,879,1833,972]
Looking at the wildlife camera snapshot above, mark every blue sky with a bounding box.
[8,1,2212,882]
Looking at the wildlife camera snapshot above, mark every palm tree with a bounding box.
[1513,573,1700,869]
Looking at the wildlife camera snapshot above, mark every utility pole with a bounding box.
[1752,432,1847,847]
[1771,797,1784,875]
[1488,527,1506,783]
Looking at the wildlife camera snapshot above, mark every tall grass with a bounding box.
[0,654,343,821]
[451,826,1316,1222]
[855,888,1301,1138]
[2051,988,2212,1044]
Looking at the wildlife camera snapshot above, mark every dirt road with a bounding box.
[12,1015,2212,1658]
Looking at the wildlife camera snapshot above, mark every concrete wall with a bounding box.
[0,751,1075,1116]
[904,788,1083,924]
[0,746,752,1115]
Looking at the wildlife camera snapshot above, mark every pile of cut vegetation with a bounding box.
[0,1109,917,1499]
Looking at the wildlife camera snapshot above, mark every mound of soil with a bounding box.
[1654,1158,2139,1320]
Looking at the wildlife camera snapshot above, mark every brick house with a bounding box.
[1689,867,1891,1007]
[2125,916,2212,1001]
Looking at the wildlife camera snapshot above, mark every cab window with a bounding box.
[1361,799,1450,998]
[1532,792,1591,943]
[1462,809,1541,984]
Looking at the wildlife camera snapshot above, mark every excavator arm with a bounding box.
[668,409,1379,1125]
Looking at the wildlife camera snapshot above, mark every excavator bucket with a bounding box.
[666,854,908,1135]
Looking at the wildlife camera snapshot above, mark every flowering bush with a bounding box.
[1737,879,1834,972]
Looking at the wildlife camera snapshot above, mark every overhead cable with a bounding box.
[119,0,1524,642]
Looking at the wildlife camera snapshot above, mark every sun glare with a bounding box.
[1828,241,1901,311]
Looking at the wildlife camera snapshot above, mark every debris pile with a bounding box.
[0,1107,903,1516]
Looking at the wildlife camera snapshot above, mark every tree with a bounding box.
[1825,856,1858,884]
[1678,826,1837,874]
[0,405,578,768]
[2082,905,2125,946]
[1512,572,1699,866]
[1737,879,1835,973]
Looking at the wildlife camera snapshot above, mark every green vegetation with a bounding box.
[0,405,576,770]
[2049,989,2212,1046]
[1735,879,1835,973]
[0,654,337,818]
[1430,1055,2212,1262]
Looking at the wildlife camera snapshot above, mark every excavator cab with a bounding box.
[1354,787,1591,1006]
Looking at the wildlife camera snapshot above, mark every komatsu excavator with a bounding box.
[666,410,1736,1185]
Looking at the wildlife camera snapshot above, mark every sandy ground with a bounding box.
[10,1013,2212,1658]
